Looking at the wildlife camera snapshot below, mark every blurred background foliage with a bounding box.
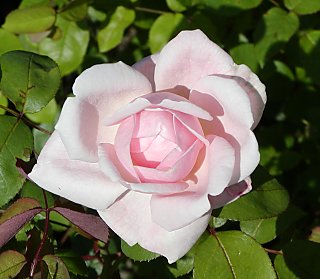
[0,0,320,278]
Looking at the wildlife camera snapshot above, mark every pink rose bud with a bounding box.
[29,30,266,263]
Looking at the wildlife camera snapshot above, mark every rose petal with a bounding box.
[55,98,99,162]
[209,177,252,209]
[114,116,140,181]
[73,62,152,107]
[98,191,211,263]
[190,75,254,129]
[170,109,208,146]
[98,143,187,194]
[149,135,234,231]
[131,109,176,142]
[29,132,127,210]
[134,139,203,183]
[98,143,139,183]
[150,191,210,232]
[122,181,189,194]
[104,92,212,126]
[207,135,235,196]
[143,92,212,120]
[200,117,259,184]
[154,30,234,92]
[149,142,211,231]
[56,62,153,162]
[226,64,266,129]
[190,75,259,183]
[132,54,159,90]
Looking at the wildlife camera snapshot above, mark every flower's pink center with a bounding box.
[127,108,204,182]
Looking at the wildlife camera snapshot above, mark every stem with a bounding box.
[269,0,279,6]
[208,227,216,235]
[0,104,52,135]
[135,6,167,15]
[29,190,50,278]
[0,104,19,116]
[264,248,283,255]
[21,116,52,136]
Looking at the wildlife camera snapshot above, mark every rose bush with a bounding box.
[29,30,266,263]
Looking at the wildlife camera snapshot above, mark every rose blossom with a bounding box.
[29,30,266,263]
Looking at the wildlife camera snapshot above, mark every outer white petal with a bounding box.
[104,92,212,126]
[55,98,99,162]
[29,132,127,210]
[154,30,234,92]
[207,135,235,196]
[224,64,267,129]
[98,191,211,263]
[133,54,159,90]
[190,75,260,183]
[209,177,252,209]
[190,75,254,129]
[55,62,153,162]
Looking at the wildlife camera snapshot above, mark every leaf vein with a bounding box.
[214,233,237,278]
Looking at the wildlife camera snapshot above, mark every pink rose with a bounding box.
[29,30,266,263]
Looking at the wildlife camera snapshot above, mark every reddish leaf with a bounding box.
[0,197,41,224]
[52,207,109,243]
[0,208,43,248]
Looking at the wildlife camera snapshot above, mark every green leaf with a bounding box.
[97,6,135,53]
[0,92,8,115]
[26,98,58,124]
[254,7,299,65]
[21,180,55,208]
[202,0,263,16]
[55,250,88,276]
[214,167,290,221]
[230,43,259,72]
[309,226,320,243]
[0,116,33,207]
[0,29,23,55]
[240,205,305,244]
[32,123,53,154]
[38,16,89,76]
[60,0,89,22]
[194,231,276,279]
[209,216,227,229]
[168,250,194,278]
[298,30,320,85]
[2,5,56,34]
[0,197,40,224]
[274,60,295,81]
[87,6,107,22]
[49,210,71,232]
[241,218,277,244]
[42,255,70,279]
[0,50,60,113]
[284,0,320,15]
[0,250,27,278]
[0,117,32,162]
[275,240,320,279]
[149,13,185,53]
[121,239,159,262]
[274,254,298,279]
[0,116,33,162]
[166,0,191,12]
[19,0,50,9]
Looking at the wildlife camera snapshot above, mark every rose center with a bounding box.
[129,108,200,173]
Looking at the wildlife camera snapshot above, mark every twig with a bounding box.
[0,104,52,135]
[29,190,50,278]
[264,248,283,255]
[135,6,167,15]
